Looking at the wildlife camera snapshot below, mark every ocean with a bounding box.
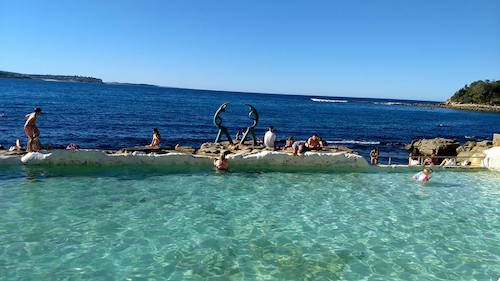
[1,79,499,163]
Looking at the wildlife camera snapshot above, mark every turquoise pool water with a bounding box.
[1,167,499,280]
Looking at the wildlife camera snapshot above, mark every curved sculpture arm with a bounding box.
[246,104,259,128]
[213,102,231,128]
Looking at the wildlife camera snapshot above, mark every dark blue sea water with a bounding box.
[1,79,499,163]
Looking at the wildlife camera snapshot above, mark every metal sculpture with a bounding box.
[213,102,233,143]
[240,104,259,145]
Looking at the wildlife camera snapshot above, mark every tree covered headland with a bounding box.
[447,80,500,105]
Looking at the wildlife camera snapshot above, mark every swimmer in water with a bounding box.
[413,167,433,183]
[213,151,229,171]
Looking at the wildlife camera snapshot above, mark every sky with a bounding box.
[1,0,499,101]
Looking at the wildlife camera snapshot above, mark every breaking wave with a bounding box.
[373,102,407,106]
[311,98,348,103]
[327,140,380,145]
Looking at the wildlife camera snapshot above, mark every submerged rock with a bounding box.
[405,138,460,156]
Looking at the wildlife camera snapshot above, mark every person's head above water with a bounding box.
[268,126,274,132]
[423,167,433,175]
[34,107,42,115]
[153,128,159,134]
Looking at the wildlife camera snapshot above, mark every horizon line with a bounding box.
[0,69,444,102]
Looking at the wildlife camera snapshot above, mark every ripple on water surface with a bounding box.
[0,167,499,280]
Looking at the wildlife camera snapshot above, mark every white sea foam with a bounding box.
[327,140,380,145]
[373,102,407,106]
[311,98,348,103]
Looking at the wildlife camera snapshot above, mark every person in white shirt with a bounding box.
[263,126,276,149]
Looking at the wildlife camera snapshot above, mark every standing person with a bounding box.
[370,147,379,165]
[24,107,41,152]
[148,128,161,147]
[264,126,276,149]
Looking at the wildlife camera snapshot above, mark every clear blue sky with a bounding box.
[1,0,499,101]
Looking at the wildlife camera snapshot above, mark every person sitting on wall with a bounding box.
[263,126,276,150]
[148,128,161,147]
[409,148,420,166]
[423,149,437,165]
[370,147,380,165]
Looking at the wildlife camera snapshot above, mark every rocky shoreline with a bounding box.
[404,137,495,164]
[412,102,500,113]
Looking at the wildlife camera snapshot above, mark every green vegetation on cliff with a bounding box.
[0,70,103,83]
[447,80,500,105]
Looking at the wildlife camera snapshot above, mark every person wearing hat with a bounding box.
[24,107,42,152]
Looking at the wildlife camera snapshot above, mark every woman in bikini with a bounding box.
[149,128,161,147]
[24,107,41,152]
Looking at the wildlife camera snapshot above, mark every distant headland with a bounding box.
[0,70,103,83]
[414,80,500,112]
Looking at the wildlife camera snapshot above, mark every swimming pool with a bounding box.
[1,167,499,280]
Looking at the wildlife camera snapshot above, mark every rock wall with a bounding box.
[405,138,460,156]
[15,149,368,171]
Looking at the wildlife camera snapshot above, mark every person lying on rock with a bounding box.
[306,133,323,151]
[284,136,294,149]
[292,141,307,156]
